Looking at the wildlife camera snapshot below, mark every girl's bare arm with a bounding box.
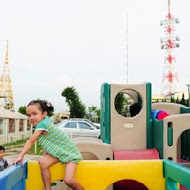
[13,130,42,165]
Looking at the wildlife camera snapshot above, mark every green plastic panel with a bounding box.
[167,123,173,146]
[181,132,185,160]
[137,94,142,105]
[152,119,163,158]
[180,106,190,160]
[188,130,190,160]
[164,159,190,190]
[146,82,152,148]
[181,130,190,161]
[180,106,190,114]
[100,83,110,144]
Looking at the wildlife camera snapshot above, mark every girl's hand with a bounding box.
[12,155,24,166]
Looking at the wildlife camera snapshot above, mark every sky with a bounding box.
[0,0,189,112]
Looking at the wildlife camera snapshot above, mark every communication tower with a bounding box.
[160,0,180,95]
[0,41,15,111]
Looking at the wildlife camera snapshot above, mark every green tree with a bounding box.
[87,106,100,122]
[88,106,97,115]
[171,96,175,103]
[180,93,186,106]
[115,93,125,115]
[62,86,86,118]
[176,96,180,104]
[18,106,27,115]
[95,108,100,122]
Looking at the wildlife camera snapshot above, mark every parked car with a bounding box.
[67,118,100,129]
[80,119,100,129]
[91,122,100,129]
[56,119,100,138]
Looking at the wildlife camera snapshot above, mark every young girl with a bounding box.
[14,100,84,190]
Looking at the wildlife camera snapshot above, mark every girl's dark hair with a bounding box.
[27,100,54,116]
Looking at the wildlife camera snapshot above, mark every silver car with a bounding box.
[56,119,100,138]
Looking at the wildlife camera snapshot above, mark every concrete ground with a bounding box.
[6,153,42,164]
[4,144,42,164]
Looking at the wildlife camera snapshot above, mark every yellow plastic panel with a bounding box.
[26,160,165,190]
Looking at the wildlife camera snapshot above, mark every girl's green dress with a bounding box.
[35,116,82,163]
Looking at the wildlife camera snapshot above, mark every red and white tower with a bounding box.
[160,0,180,95]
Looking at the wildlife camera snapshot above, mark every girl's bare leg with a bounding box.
[39,154,59,190]
[64,162,84,190]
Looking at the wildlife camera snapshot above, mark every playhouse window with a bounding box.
[115,90,142,118]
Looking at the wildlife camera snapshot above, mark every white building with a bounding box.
[0,110,32,144]
[152,91,190,103]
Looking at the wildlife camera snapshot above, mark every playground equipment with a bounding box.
[100,82,190,164]
[1,159,190,190]
[1,82,190,189]
[152,102,190,165]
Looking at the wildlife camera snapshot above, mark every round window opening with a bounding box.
[114,90,142,118]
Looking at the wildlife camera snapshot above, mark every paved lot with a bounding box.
[6,154,42,164]
[4,144,42,164]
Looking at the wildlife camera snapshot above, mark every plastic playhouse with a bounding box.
[1,82,190,190]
